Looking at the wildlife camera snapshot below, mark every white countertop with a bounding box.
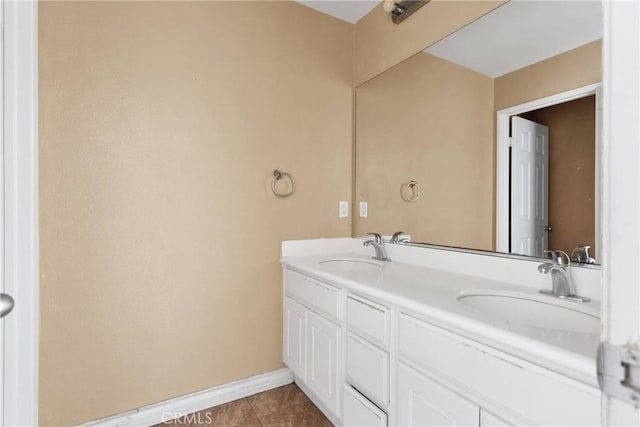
[282,252,601,388]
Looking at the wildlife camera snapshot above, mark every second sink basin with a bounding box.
[457,290,600,334]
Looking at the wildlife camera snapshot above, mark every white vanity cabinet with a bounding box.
[282,265,601,427]
[283,270,342,420]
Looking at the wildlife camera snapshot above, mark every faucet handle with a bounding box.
[367,233,383,244]
[391,231,404,243]
[544,249,571,266]
[571,245,595,264]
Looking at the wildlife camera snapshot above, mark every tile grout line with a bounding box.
[244,396,265,427]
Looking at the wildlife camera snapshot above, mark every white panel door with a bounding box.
[0,1,4,422]
[2,1,38,425]
[511,116,549,257]
[307,311,341,416]
[0,3,8,425]
[283,297,306,381]
[397,363,479,427]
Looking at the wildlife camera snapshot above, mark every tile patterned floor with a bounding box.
[158,383,333,427]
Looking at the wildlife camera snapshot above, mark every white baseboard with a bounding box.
[81,368,293,427]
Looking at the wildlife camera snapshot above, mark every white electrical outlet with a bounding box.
[339,201,349,218]
[359,202,368,218]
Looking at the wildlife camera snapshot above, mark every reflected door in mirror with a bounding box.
[510,117,549,258]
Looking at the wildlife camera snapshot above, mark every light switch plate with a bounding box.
[339,201,349,218]
[359,202,368,218]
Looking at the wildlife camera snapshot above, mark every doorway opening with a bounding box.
[496,83,602,262]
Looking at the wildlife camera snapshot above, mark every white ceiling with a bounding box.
[424,0,603,78]
[295,0,378,24]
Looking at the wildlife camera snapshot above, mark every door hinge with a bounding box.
[597,341,640,408]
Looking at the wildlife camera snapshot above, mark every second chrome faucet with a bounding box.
[364,233,391,262]
[537,249,590,302]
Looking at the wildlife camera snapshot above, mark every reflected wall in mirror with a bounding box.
[355,0,602,263]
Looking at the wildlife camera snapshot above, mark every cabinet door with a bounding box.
[398,363,479,427]
[307,310,341,416]
[283,297,306,381]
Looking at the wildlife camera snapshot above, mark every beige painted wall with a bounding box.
[355,0,506,86]
[38,2,353,425]
[494,40,602,110]
[521,96,597,259]
[355,41,602,253]
[355,52,495,250]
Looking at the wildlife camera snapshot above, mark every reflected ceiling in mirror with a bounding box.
[354,0,603,264]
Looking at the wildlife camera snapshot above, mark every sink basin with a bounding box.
[318,259,384,273]
[457,290,600,334]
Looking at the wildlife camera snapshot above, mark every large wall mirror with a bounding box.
[354,0,603,264]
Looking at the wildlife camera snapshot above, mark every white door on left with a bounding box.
[0,294,13,426]
[1,1,39,425]
[0,2,7,424]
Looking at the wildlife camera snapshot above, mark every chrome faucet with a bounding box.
[571,245,596,264]
[364,233,390,262]
[538,249,590,302]
[391,231,409,244]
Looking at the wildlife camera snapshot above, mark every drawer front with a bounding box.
[346,334,389,409]
[398,313,601,426]
[343,385,387,427]
[285,269,341,321]
[347,294,390,348]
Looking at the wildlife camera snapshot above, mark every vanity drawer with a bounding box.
[347,294,390,348]
[346,333,389,409]
[284,269,341,321]
[398,313,601,426]
[343,385,387,427]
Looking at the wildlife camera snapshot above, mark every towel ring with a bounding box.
[401,180,421,202]
[271,169,296,198]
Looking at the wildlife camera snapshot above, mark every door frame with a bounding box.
[3,1,39,426]
[601,0,640,424]
[495,82,603,256]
